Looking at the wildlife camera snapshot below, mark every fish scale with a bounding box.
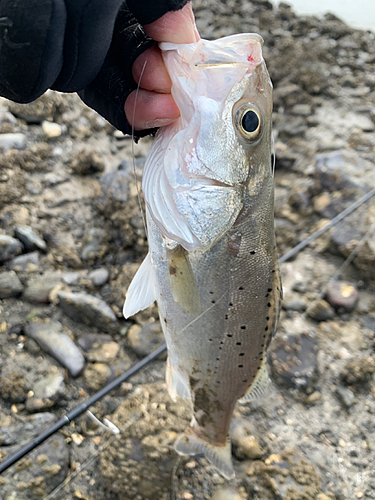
[124,33,282,479]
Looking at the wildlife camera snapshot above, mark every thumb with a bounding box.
[143,2,200,44]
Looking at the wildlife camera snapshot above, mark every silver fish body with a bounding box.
[124,34,282,479]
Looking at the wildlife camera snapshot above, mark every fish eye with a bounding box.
[233,102,262,142]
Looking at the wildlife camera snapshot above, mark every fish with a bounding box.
[123,33,282,479]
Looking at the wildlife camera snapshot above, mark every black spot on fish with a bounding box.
[169,265,177,276]
[239,286,243,290]
[227,334,232,337]
[265,293,269,298]
[209,339,213,342]
[239,353,245,356]
[225,314,228,320]
[209,291,214,295]
[250,251,256,255]
[268,288,272,292]
[265,326,269,331]
[220,341,224,344]
[229,302,233,307]
[216,358,220,361]
[267,303,271,307]
[241,325,246,330]
[266,316,269,321]
[238,364,243,368]
[211,300,215,304]
[236,342,241,345]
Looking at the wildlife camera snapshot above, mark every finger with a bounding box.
[143,2,200,44]
[132,46,172,93]
[125,89,180,130]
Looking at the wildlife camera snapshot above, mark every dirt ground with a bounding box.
[1,1,375,499]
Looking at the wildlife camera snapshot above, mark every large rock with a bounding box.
[0,270,23,299]
[0,234,23,262]
[24,321,85,377]
[57,291,118,331]
[14,225,47,253]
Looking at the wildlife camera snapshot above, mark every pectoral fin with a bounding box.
[123,253,156,319]
[167,245,200,315]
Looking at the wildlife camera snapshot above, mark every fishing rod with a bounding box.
[1,186,374,475]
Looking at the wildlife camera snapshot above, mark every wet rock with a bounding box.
[26,371,66,412]
[270,332,318,392]
[88,267,109,287]
[7,251,40,272]
[0,234,23,262]
[14,225,47,253]
[0,433,69,499]
[325,281,359,312]
[24,321,85,377]
[340,356,375,386]
[211,487,243,500]
[282,294,307,311]
[0,132,26,150]
[0,413,57,446]
[61,271,80,285]
[335,386,355,408]
[307,299,335,321]
[83,362,111,391]
[57,291,118,331]
[315,150,375,195]
[23,274,62,303]
[42,120,62,138]
[127,321,165,357]
[70,149,105,175]
[81,227,107,261]
[78,334,120,363]
[0,270,23,298]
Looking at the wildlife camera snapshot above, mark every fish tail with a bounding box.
[174,427,235,480]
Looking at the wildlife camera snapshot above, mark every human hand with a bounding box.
[125,1,200,131]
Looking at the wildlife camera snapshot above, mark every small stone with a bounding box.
[336,386,355,408]
[57,291,118,331]
[282,294,307,311]
[211,487,243,500]
[234,435,263,460]
[86,341,120,363]
[0,234,23,262]
[0,371,27,403]
[0,132,26,150]
[0,270,23,298]
[24,321,85,377]
[61,271,80,285]
[83,363,111,391]
[128,321,165,357]
[340,356,375,386]
[7,251,40,272]
[307,299,335,321]
[325,281,359,312]
[88,268,109,287]
[270,333,318,392]
[26,372,66,412]
[291,104,312,116]
[14,225,47,253]
[42,121,62,138]
[23,274,62,303]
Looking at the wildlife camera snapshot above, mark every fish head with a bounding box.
[143,34,273,251]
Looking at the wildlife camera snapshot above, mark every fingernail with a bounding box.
[145,118,178,128]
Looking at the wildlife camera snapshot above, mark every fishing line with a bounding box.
[1,187,374,475]
[131,58,149,234]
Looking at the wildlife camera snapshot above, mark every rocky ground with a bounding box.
[1,1,375,499]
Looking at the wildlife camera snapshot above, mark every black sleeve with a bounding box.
[0,0,188,134]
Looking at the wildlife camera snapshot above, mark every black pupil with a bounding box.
[242,110,259,133]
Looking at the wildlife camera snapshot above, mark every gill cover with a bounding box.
[142,34,264,252]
